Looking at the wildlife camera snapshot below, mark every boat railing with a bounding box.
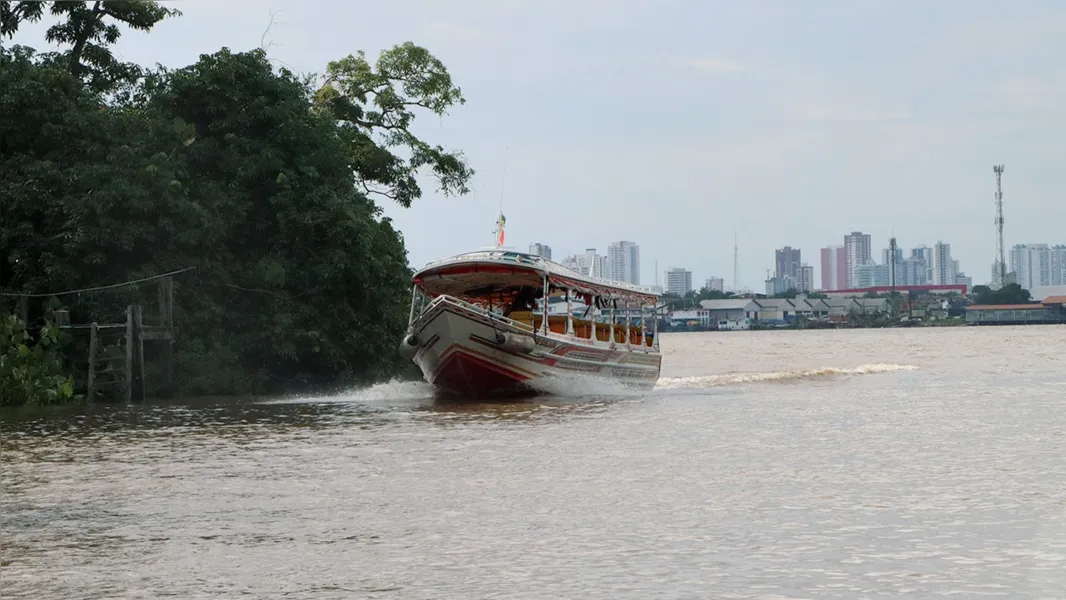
[417,294,660,351]
[419,250,545,272]
[420,294,537,332]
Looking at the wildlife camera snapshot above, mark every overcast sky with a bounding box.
[12,0,1066,289]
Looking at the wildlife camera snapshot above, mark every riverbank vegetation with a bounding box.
[0,1,473,403]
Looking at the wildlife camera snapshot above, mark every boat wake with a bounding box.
[266,364,918,406]
[654,363,919,391]
[266,380,436,405]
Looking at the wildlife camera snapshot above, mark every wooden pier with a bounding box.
[3,269,188,403]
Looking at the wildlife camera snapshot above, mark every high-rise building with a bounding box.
[932,242,956,285]
[798,264,814,293]
[562,249,607,278]
[765,276,793,296]
[900,257,926,286]
[607,241,640,285]
[844,232,872,289]
[820,245,846,291]
[1010,244,1053,290]
[577,248,607,278]
[910,246,933,284]
[775,246,802,281]
[528,242,552,259]
[705,277,725,292]
[1053,245,1066,285]
[665,268,693,296]
[857,261,888,288]
[882,247,904,267]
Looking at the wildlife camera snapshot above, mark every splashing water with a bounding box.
[265,363,918,405]
[265,379,437,405]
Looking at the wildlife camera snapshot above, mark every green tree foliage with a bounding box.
[1,0,181,92]
[1,45,196,299]
[1,1,471,397]
[690,287,736,302]
[314,43,474,207]
[970,283,1032,306]
[0,314,76,406]
[663,287,740,309]
[143,48,416,392]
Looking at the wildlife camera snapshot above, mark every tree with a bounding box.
[691,287,736,303]
[313,42,474,207]
[1,0,181,93]
[0,313,76,406]
[142,48,416,391]
[971,283,1032,306]
[2,4,472,398]
[0,44,198,302]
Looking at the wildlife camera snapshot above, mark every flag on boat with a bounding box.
[495,212,506,246]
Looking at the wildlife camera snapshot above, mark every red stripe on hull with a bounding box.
[430,347,531,397]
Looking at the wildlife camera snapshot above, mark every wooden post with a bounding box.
[124,305,134,404]
[87,322,99,403]
[134,305,146,403]
[17,296,28,324]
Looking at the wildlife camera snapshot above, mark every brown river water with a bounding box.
[2,326,1065,599]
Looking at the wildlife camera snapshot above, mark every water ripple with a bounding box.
[2,327,1065,598]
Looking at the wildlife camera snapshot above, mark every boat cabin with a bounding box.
[410,251,660,350]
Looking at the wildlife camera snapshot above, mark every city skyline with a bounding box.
[542,230,1066,296]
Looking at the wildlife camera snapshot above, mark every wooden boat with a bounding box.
[398,249,662,397]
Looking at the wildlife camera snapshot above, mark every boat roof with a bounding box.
[412,249,660,303]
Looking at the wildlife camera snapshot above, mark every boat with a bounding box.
[398,249,663,397]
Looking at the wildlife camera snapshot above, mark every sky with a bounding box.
[10,0,1066,290]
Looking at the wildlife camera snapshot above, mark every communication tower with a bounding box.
[993,165,1006,288]
[889,236,898,291]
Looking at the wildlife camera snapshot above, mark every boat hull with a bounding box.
[408,302,661,398]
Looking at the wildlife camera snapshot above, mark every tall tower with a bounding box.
[889,236,898,290]
[993,165,1006,288]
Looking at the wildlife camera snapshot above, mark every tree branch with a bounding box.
[358,180,398,201]
[68,1,103,74]
[259,7,282,52]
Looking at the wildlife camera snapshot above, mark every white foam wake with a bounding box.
[266,379,436,405]
[265,364,918,405]
[654,363,919,390]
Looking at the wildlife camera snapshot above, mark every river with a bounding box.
[2,326,1064,599]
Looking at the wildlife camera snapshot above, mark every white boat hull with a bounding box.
[407,298,661,397]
